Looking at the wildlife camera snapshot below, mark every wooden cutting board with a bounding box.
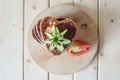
[27,4,98,74]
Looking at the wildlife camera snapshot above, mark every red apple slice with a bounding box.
[67,40,90,56]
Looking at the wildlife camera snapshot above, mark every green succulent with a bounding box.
[44,25,71,52]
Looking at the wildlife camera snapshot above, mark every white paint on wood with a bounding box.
[74,57,97,80]
[50,74,73,80]
[99,0,120,80]
[24,0,48,80]
[50,0,73,6]
[0,0,1,17]
[74,0,98,80]
[49,0,73,80]
[0,0,23,80]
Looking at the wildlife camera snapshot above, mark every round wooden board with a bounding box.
[28,4,98,74]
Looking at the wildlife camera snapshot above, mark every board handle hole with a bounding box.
[81,24,87,30]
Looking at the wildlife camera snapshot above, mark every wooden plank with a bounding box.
[50,0,73,6]
[99,0,120,80]
[49,1,73,80]
[74,57,97,80]
[24,0,48,80]
[0,0,1,17]
[0,0,23,80]
[74,0,98,80]
[50,74,73,80]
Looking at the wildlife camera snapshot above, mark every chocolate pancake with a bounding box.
[32,20,43,44]
[40,16,76,55]
[40,17,57,40]
[56,18,76,40]
[32,16,76,55]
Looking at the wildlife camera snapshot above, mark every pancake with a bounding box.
[32,16,76,55]
[32,20,43,44]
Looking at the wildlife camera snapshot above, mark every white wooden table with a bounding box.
[0,0,120,80]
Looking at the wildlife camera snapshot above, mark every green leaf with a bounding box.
[52,25,60,35]
[55,25,60,34]
[44,25,71,53]
[45,32,54,39]
[60,29,68,36]
[56,34,62,39]
[49,43,56,51]
[52,25,56,34]
[60,38,71,45]
[56,43,64,52]
[44,39,54,44]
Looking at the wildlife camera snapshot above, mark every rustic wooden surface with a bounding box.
[0,0,120,80]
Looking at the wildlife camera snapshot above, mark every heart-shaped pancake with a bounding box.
[32,16,76,55]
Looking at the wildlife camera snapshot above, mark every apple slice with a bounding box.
[67,40,90,56]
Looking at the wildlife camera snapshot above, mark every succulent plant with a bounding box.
[44,25,71,52]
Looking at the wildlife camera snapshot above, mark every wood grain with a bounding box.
[49,0,73,80]
[99,0,120,80]
[74,0,98,80]
[50,0,73,6]
[0,0,23,80]
[24,0,48,80]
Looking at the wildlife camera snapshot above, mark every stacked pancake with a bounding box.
[32,16,76,55]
